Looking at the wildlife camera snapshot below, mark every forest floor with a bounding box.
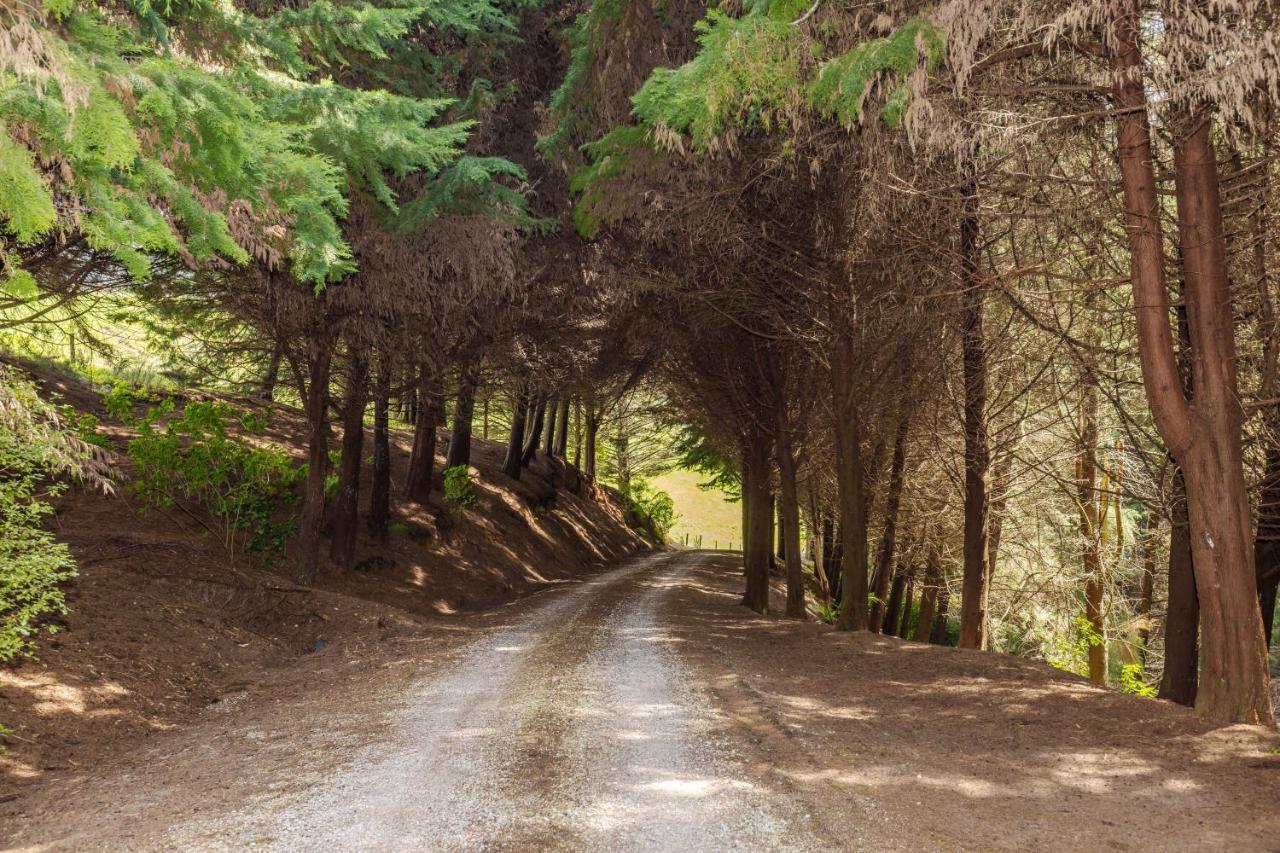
[0,359,649,798]
[3,550,1279,852]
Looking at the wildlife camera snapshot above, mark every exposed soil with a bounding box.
[0,360,649,797]
[668,554,1280,852]
[3,551,1278,851]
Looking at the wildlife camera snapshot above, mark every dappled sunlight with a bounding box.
[4,672,131,717]
[636,776,752,798]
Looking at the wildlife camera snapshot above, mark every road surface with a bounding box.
[160,551,819,851]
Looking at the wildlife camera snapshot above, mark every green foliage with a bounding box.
[1046,616,1104,679]
[631,10,809,151]
[108,385,303,563]
[443,464,478,512]
[0,0,527,288]
[624,479,678,540]
[569,126,653,237]
[0,366,97,663]
[673,425,741,500]
[814,598,838,624]
[568,12,946,230]
[538,0,628,157]
[809,16,946,128]
[1118,663,1156,698]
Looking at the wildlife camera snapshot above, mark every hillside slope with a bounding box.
[0,362,650,794]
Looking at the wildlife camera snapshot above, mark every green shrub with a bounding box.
[624,480,677,541]
[109,385,303,564]
[1118,663,1157,698]
[443,465,478,512]
[0,367,104,664]
[814,598,839,624]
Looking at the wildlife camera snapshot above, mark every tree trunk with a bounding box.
[1160,469,1200,706]
[775,402,806,618]
[1109,0,1272,724]
[882,571,906,638]
[743,436,773,614]
[897,575,915,639]
[258,339,283,402]
[833,338,869,630]
[930,595,950,645]
[825,517,842,604]
[1076,357,1107,686]
[543,396,559,456]
[502,382,529,480]
[987,449,1014,585]
[369,363,391,543]
[958,177,990,651]
[1136,509,1158,666]
[522,395,546,466]
[869,413,909,633]
[572,400,582,467]
[811,492,830,602]
[329,354,368,569]
[405,369,441,504]
[294,339,334,586]
[446,367,477,470]
[555,397,571,457]
[1256,444,1280,647]
[914,545,943,643]
[584,406,600,480]
[1171,111,1273,724]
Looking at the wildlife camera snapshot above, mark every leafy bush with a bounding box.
[0,366,108,664]
[814,598,839,624]
[624,479,677,541]
[1118,663,1157,698]
[107,384,302,564]
[443,465,478,512]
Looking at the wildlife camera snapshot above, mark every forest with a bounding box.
[2,0,1280,848]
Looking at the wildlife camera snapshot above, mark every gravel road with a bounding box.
[162,551,821,852]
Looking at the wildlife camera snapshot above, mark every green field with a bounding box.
[651,468,741,551]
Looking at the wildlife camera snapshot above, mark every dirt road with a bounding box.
[5,550,1280,852]
[4,552,825,851]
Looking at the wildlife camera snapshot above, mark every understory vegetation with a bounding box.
[0,0,1278,732]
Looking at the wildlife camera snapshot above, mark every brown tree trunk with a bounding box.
[914,546,943,643]
[1075,358,1108,686]
[810,491,830,603]
[958,178,991,651]
[1160,469,1200,706]
[502,382,529,480]
[258,339,283,402]
[1256,444,1280,647]
[522,395,546,466]
[584,405,600,480]
[542,396,559,456]
[1171,112,1273,723]
[743,435,773,615]
[368,363,391,543]
[555,397,571,457]
[405,369,441,504]
[775,402,806,618]
[882,571,906,638]
[825,517,842,605]
[930,595,950,645]
[446,367,477,470]
[832,338,869,630]
[870,413,909,633]
[1109,4,1271,723]
[1136,509,1158,666]
[329,354,368,570]
[295,339,334,586]
[897,576,915,639]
